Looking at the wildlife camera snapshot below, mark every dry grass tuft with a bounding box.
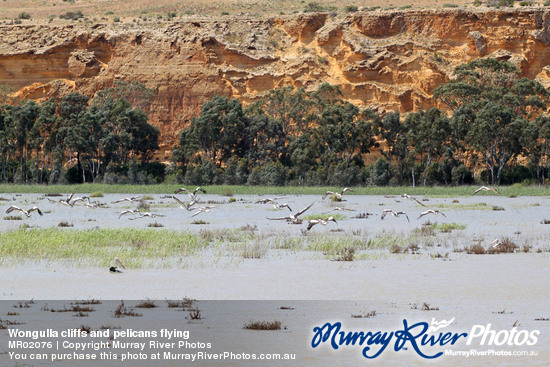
[332,246,355,261]
[114,301,142,318]
[244,320,282,330]
[136,299,157,308]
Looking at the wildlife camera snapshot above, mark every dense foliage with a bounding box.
[0,82,161,184]
[172,59,550,186]
[3,59,550,186]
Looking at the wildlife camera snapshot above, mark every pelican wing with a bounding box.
[118,210,133,219]
[413,198,427,207]
[175,187,191,196]
[194,187,207,195]
[66,191,76,203]
[172,196,188,209]
[115,257,126,270]
[6,205,22,214]
[28,207,43,216]
[295,202,315,217]
[397,211,410,223]
[417,211,430,219]
[266,216,291,220]
[307,220,318,230]
[322,191,335,199]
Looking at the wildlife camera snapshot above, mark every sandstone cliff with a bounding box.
[2,9,550,159]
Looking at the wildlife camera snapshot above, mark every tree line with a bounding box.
[171,59,550,186]
[2,58,550,186]
[0,81,160,184]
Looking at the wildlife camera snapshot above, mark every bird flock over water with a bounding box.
[3,185,507,272]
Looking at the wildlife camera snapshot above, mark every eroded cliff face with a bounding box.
[2,9,550,159]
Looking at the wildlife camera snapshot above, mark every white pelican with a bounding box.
[322,188,353,201]
[381,209,410,222]
[267,202,314,224]
[118,209,141,219]
[473,186,501,195]
[112,196,142,204]
[71,196,90,206]
[490,239,500,248]
[417,209,447,219]
[401,194,426,207]
[191,206,216,217]
[256,197,283,204]
[129,212,166,220]
[172,196,196,211]
[174,187,206,200]
[6,205,43,217]
[307,216,337,230]
[62,191,76,206]
[324,207,354,213]
[273,203,292,211]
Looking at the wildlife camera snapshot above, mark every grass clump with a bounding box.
[244,320,282,330]
[188,308,202,320]
[147,222,164,228]
[352,310,376,318]
[136,299,157,308]
[90,191,104,198]
[114,301,142,318]
[0,228,209,267]
[332,246,355,261]
[430,223,466,232]
[58,221,74,227]
[4,215,22,220]
[241,240,268,259]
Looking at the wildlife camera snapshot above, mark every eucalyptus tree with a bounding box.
[434,58,549,184]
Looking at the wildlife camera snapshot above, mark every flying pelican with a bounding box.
[174,187,206,200]
[307,216,337,230]
[6,205,43,217]
[118,209,141,219]
[401,194,427,207]
[256,197,283,204]
[112,196,142,204]
[172,196,196,211]
[322,188,353,201]
[473,186,501,195]
[267,202,314,224]
[273,203,292,211]
[381,209,410,222]
[62,191,76,206]
[71,196,90,206]
[191,206,216,217]
[324,207,354,213]
[129,212,166,220]
[417,209,447,219]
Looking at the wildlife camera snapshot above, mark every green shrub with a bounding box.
[59,11,83,20]
[18,12,31,20]
[344,5,359,12]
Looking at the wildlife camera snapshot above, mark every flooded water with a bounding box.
[0,192,549,366]
[1,193,550,243]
